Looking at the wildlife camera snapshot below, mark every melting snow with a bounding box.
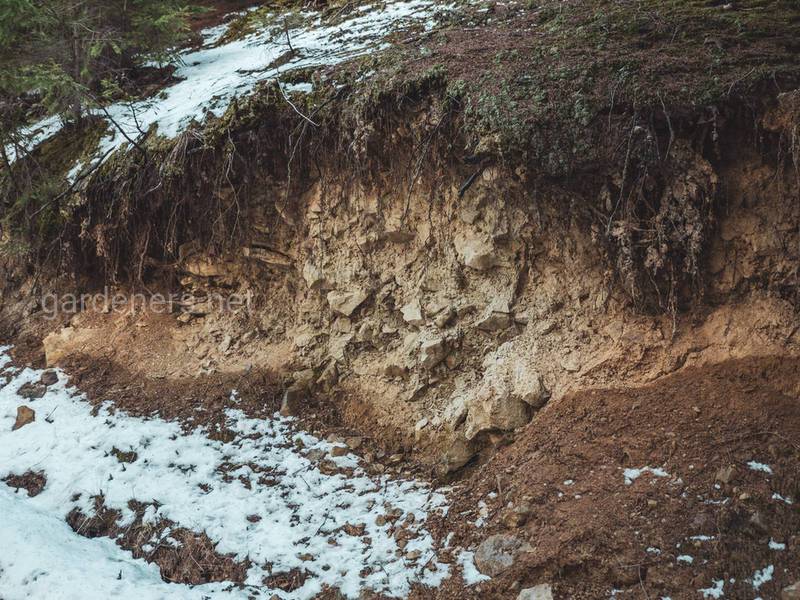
[747,461,773,475]
[7,0,451,174]
[456,550,490,586]
[772,492,793,504]
[699,579,725,598]
[751,565,773,589]
[676,555,694,564]
[0,348,450,599]
[623,466,670,485]
[768,539,786,551]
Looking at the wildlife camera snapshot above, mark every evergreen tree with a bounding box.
[1,0,194,139]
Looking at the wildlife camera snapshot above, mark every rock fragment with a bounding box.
[12,406,36,431]
[474,533,533,576]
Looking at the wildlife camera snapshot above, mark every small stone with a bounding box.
[345,436,363,451]
[12,406,36,431]
[401,299,425,326]
[39,371,58,386]
[739,492,752,501]
[419,338,447,369]
[434,307,456,329]
[330,445,348,457]
[647,499,658,507]
[476,310,512,332]
[501,502,532,528]
[474,534,533,576]
[17,383,47,400]
[406,550,422,560]
[280,386,304,417]
[517,584,554,600]
[327,289,369,317]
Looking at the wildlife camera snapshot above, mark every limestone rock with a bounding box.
[12,406,35,431]
[439,434,476,473]
[513,370,549,409]
[455,234,500,271]
[182,257,227,277]
[327,289,369,317]
[464,379,531,441]
[434,306,456,329]
[476,310,512,332]
[518,584,554,600]
[419,338,447,369]
[474,533,533,576]
[302,261,332,290]
[401,299,425,326]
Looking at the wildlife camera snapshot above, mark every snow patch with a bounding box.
[746,461,773,475]
[456,550,490,586]
[0,348,450,599]
[623,466,670,485]
[699,579,725,598]
[751,565,773,589]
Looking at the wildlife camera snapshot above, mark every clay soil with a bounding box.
[419,355,800,599]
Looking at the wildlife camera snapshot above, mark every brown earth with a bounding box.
[419,355,800,599]
[2,1,800,598]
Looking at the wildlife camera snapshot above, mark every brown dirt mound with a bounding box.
[419,355,800,599]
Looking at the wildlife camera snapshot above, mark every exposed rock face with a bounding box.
[474,533,533,576]
[19,107,800,475]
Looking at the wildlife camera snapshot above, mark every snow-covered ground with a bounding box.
[0,347,451,599]
[7,0,451,174]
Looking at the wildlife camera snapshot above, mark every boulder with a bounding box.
[327,289,369,317]
[464,380,530,440]
[401,299,425,326]
[518,585,554,600]
[513,369,549,409]
[12,406,36,431]
[474,533,533,576]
